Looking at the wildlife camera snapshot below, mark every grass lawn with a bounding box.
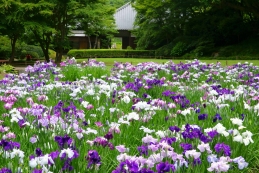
[76,58,259,67]
[0,73,5,79]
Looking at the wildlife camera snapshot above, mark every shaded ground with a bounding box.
[15,67,26,74]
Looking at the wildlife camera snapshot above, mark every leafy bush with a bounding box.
[20,45,44,58]
[19,50,27,60]
[67,49,155,58]
[27,51,39,59]
[0,36,11,59]
[189,38,215,57]
[171,42,187,57]
[1,64,17,74]
[155,42,174,57]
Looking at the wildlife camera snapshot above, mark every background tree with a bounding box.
[78,0,117,49]
[0,0,25,63]
[22,0,115,63]
[132,0,258,57]
[22,0,55,62]
[109,0,130,8]
[52,0,114,63]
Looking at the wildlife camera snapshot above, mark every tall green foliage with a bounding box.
[132,0,259,56]
[1,0,117,63]
[109,0,130,8]
[0,0,25,62]
[76,0,117,49]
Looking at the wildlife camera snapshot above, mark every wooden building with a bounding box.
[114,2,137,49]
[69,2,137,49]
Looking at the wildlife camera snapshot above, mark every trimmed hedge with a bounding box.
[67,49,156,58]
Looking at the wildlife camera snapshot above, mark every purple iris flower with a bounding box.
[18,119,27,128]
[160,137,176,145]
[49,150,59,165]
[125,160,139,172]
[82,121,88,126]
[54,134,73,149]
[214,143,231,156]
[213,113,222,122]
[62,160,73,171]
[240,114,245,120]
[162,90,175,97]
[169,126,180,133]
[199,134,211,143]
[198,113,208,120]
[193,158,202,166]
[112,161,127,173]
[180,143,193,153]
[156,161,175,173]
[195,108,200,113]
[104,132,113,140]
[181,124,202,140]
[35,148,43,156]
[142,93,148,98]
[86,150,101,169]
[32,169,42,173]
[0,140,20,151]
[0,168,12,173]
[94,137,109,147]
[138,145,148,156]
[207,130,219,139]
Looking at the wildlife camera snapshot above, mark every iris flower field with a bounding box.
[0,58,258,173]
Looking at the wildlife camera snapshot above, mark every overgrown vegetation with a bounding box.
[133,0,259,58]
[0,64,18,74]
[67,49,155,58]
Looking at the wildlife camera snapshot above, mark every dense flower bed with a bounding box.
[0,58,258,173]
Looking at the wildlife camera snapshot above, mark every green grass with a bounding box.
[0,73,5,79]
[76,58,259,67]
[1,58,258,80]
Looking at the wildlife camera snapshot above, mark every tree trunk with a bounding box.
[58,49,63,64]
[32,30,51,63]
[94,35,98,49]
[43,49,50,63]
[55,50,63,65]
[9,37,17,63]
[88,36,92,49]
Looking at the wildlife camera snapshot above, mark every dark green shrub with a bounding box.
[21,45,44,58]
[0,36,11,59]
[27,51,39,59]
[171,42,187,57]
[20,50,27,60]
[156,43,174,57]
[67,49,156,58]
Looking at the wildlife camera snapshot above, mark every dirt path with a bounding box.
[15,67,26,74]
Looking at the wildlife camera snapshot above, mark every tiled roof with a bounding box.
[70,3,137,36]
[114,2,136,30]
[69,30,86,37]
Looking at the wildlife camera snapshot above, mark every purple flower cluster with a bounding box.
[54,134,73,149]
[0,140,20,151]
[86,150,101,169]
[214,143,231,156]
[0,168,12,173]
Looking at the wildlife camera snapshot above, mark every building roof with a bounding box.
[69,30,86,37]
[70,3,137,36]
[114,2,136,30]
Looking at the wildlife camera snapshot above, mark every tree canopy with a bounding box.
[0,0,117,63]
[109,0,130,8]
[132,0,259,56]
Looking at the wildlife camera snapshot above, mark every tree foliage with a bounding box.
[0,0,117,63]
[0,0,25,62]
[109,0,130,8]
[132,0,259,56]
[77,0,117,49]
